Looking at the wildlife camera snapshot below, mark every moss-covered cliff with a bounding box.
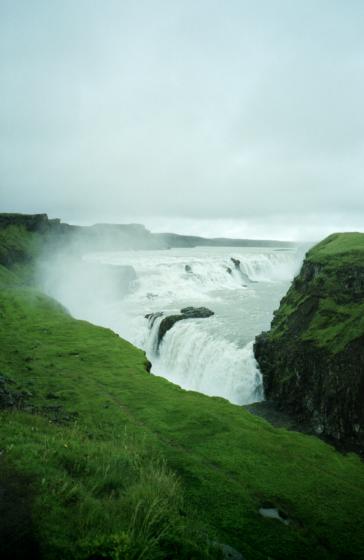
[254,232,364,449]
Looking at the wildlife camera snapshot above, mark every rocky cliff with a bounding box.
[254,232,364,449]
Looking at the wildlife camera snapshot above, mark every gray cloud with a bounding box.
[1,0,363,239]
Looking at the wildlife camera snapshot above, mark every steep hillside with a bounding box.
[254,232,364,449]
[1,219,364,559]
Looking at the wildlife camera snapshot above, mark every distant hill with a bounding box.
[0,213,295,254]
[153,231,294,248]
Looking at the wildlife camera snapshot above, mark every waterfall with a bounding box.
[44,246,302,406]
[84,248,301,303]
[145,315,264,405]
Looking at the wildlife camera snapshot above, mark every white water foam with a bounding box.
[84,248,298,303]
[146,315,263,405]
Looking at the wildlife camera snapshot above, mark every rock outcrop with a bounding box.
[146,306,214,350]
[230,257,251,285]
[180,306,214,318]
[254,233,364,449]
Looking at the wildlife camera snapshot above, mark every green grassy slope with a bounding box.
[268,232,364,353]
[307,232,364,262]
[1,280,364,559]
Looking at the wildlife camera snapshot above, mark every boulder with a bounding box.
[180,306,214,318]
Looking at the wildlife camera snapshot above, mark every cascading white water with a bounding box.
[85,248,298,299]
[236,252,300,282]
[146,315,263,405]
[41,246,303,406]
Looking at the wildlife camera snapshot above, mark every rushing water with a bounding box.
[41,246,304,405]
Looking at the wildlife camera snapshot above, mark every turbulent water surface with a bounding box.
[43,246,304,405]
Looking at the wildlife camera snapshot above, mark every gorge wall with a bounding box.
[254,232,364,449]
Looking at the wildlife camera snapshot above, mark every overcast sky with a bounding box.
[1,1,363,240]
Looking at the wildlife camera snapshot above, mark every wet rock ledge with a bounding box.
[146,306,214,349]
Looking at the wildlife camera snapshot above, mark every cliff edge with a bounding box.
[254,232,364,449]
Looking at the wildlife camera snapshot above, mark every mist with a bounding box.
[38,254,135,317]
[36,229,141,340]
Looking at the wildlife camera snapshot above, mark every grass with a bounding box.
[1,282,364,559]
[267,232,364,353]
[0,264,21,287]
[0,224,41,266]
[303,298,364,352]
[307,232,364,261]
